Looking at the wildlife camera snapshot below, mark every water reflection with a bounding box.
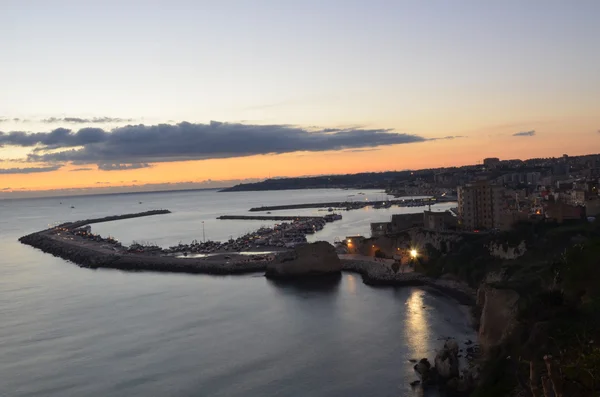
[266,273,342,296]
[404,289,430,359]
[345,274,357,294]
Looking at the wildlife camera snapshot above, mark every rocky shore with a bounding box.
[341,259,476,306]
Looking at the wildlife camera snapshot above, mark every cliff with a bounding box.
[464,220,600,397]
[476,285,520,354]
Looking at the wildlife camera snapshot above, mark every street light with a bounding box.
[410,249,418,259]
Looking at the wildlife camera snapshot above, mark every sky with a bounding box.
[1,0,599,197]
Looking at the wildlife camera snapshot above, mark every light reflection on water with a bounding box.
[405,289,430,359]
[346,274,357,294]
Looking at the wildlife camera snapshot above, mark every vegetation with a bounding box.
[417,219,600,396]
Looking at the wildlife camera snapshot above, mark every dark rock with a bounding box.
[265,241,341,279]
[409,380,421,387]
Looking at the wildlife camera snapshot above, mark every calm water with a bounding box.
[0,189,471,397]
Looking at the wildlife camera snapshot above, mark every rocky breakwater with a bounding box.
[413,339,481,396]
[19,231,122,268]
[265,241,342,279]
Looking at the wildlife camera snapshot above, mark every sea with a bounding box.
[0,188,475,397]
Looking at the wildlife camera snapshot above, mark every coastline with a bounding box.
[19,224,475,306]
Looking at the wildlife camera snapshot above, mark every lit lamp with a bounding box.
[410,249,418,259]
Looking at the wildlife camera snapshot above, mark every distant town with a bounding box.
[225,152,600,233]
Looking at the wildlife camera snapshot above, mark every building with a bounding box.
[345,235,366,254]
[483,157,501,169]
[423,210,457,231]
[370,222,391,237]
[585,199,600,217]
[390,213,424,233]
[545,202,584,223]
[457,181,504,230]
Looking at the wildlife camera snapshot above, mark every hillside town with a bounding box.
[375,153,600,234]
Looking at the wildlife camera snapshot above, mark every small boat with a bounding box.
[70,206,75,209]
[139,201,143,204]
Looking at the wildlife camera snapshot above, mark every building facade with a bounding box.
[457,181,504,230]
[423,210,457,231]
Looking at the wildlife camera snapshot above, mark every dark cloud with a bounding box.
[513,130,536,137]
[98,163,151,171]
[1,121,430,166]
[0,127,106,148]
[430,135,466,140]
[41,117,135,124]
[70,167,94,172]
[0,165,61,174]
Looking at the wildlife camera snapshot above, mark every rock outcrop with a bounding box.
[477,284,520,354]
[435,340,460,379]
[265,241,342,279]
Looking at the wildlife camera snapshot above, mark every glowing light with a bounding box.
[347,238,352,243]
[410,249,418,258]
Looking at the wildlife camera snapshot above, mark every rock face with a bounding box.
[488,240,527,259]
[265,241,342,279]
[477,284,520,354]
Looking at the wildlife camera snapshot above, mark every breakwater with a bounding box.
[19,231,268,275]
[217,215,319,221]
[249,198,435,212]
[19,210,271,275]
[59,209,171,229]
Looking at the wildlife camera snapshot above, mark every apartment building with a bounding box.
[457,181,504,230]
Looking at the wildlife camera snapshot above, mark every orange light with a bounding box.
[410,249,418,258]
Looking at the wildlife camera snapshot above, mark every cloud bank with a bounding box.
[0,165,61,174]
[0,121,438,168]
[513,130,536,137]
